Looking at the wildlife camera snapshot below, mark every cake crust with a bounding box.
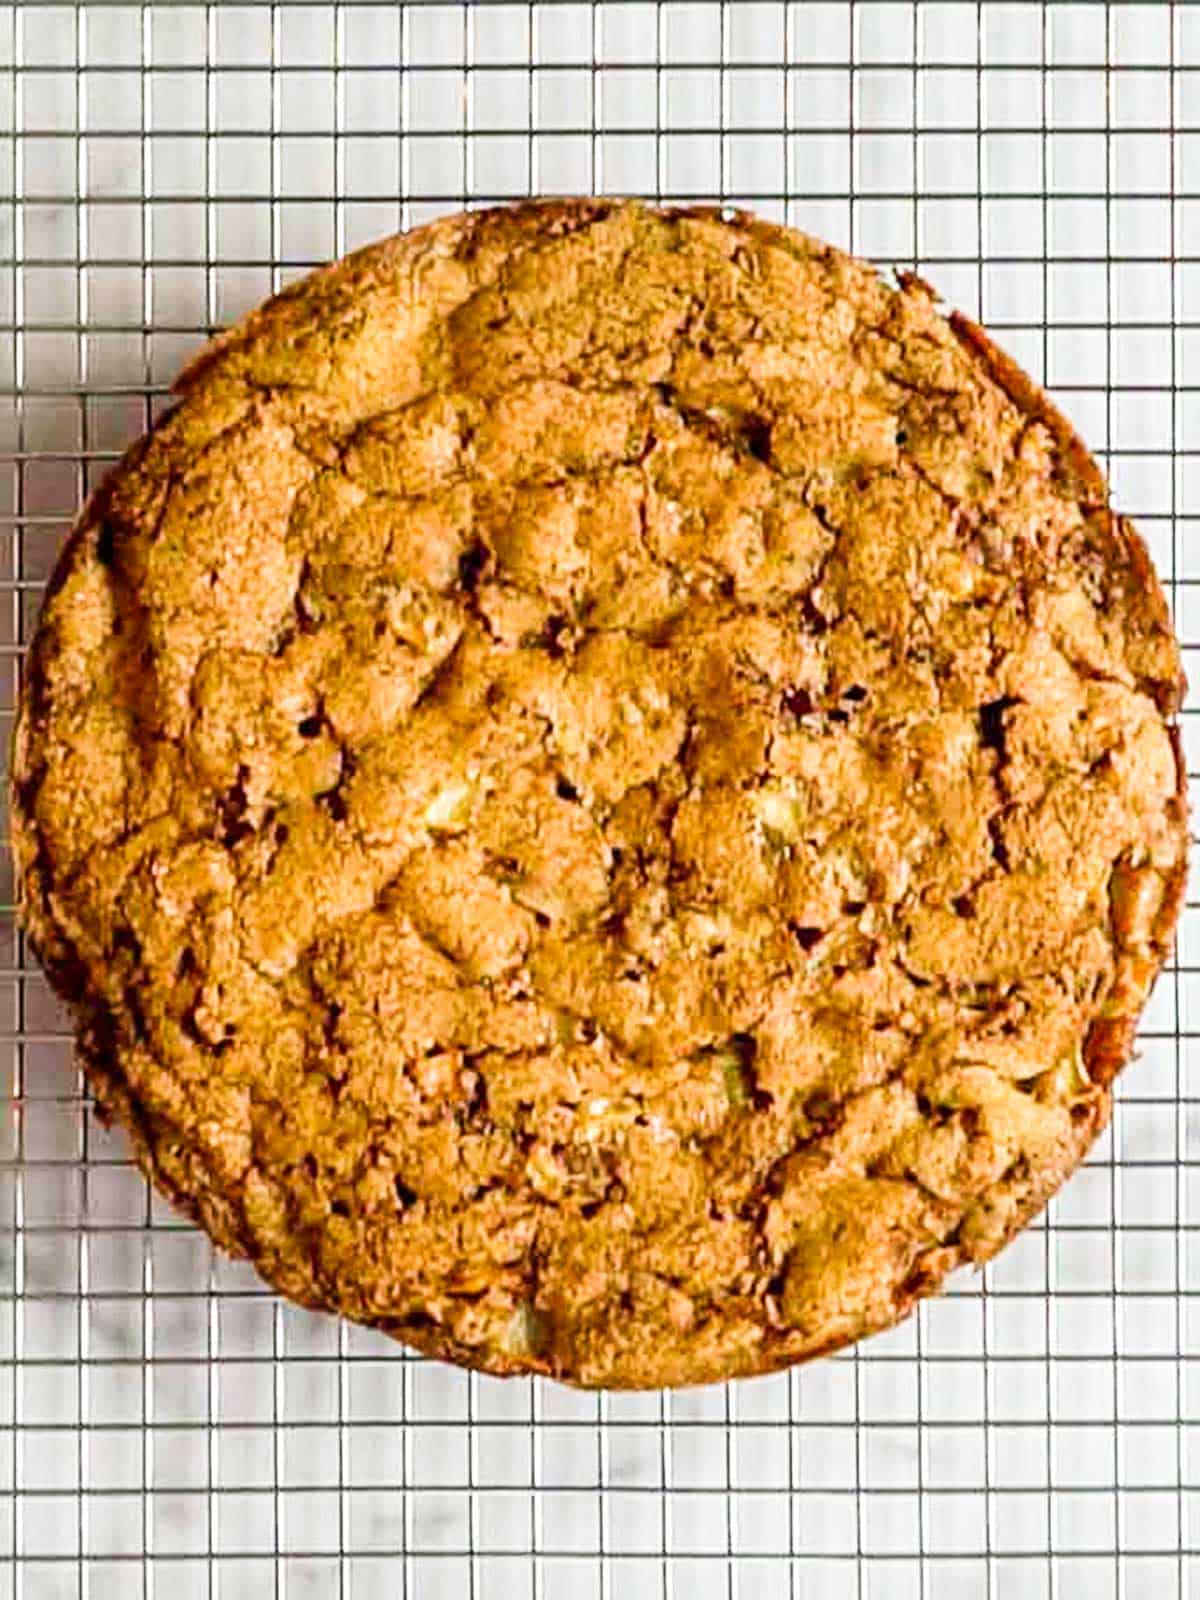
[13,201,1186,1387]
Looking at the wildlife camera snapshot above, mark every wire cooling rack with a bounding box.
[2,2,1199,1596]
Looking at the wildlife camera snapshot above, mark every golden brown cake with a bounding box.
[12,201,1186,1387]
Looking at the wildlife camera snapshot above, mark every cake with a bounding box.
[12,201,1186,1387]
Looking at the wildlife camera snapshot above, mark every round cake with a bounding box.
[13,201,1186,1388]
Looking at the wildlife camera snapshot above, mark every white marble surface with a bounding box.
[3,3,1200,1596]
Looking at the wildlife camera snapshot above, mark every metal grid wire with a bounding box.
[2,2,1199,1596]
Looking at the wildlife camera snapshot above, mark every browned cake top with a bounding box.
[13,201,1186,1387]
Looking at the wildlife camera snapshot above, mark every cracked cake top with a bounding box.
[12,201,1186,1387]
